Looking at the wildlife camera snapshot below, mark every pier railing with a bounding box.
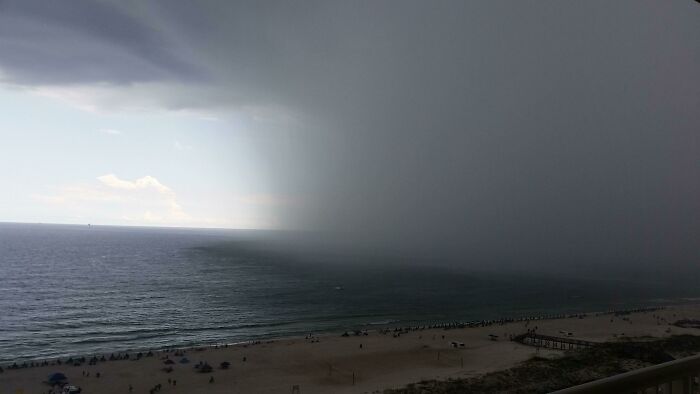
[551,353,700,394]
[513,332,597,350]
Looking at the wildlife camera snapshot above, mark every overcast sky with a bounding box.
[0,1,698,273]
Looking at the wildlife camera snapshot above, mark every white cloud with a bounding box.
[28,82,230,118]
[97,174,173,194]
[18,82,295,125]
[30,175,287,229]
[99,128,122,135]
[33,174,194,226]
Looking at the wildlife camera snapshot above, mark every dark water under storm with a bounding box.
[0,222,696,363]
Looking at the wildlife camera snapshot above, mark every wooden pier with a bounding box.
[513,333,598,350]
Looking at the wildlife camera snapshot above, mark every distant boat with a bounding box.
[334,286,343,290]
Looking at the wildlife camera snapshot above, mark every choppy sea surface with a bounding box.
[0,222,696,363]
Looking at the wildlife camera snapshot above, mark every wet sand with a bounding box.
[2,304,699,394]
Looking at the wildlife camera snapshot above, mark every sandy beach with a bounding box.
[2,304,700,394]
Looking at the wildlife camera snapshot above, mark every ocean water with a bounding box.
[0,222,695,363]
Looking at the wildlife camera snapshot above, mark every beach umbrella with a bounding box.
[163,359,175,365]
[47,372,67,384]
[179,357,190,364]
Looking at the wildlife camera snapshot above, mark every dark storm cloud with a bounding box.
[213,0,699,277]
[1,1,699,276]
[0,0,201,84]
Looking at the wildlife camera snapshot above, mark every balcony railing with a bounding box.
[552,353,700,394]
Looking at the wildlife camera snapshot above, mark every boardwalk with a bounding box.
[513,333,598,350]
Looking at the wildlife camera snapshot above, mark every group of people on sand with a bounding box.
[306,333,323,343]
[80,370,101,378]
[147,382,166,393]
[2,350,159,372]
[341,330,369,337]
[334,306,666,341]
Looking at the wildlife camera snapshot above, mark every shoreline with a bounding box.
[2,303,700,393]
[0,303,677,368]
[2,304,674,368]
